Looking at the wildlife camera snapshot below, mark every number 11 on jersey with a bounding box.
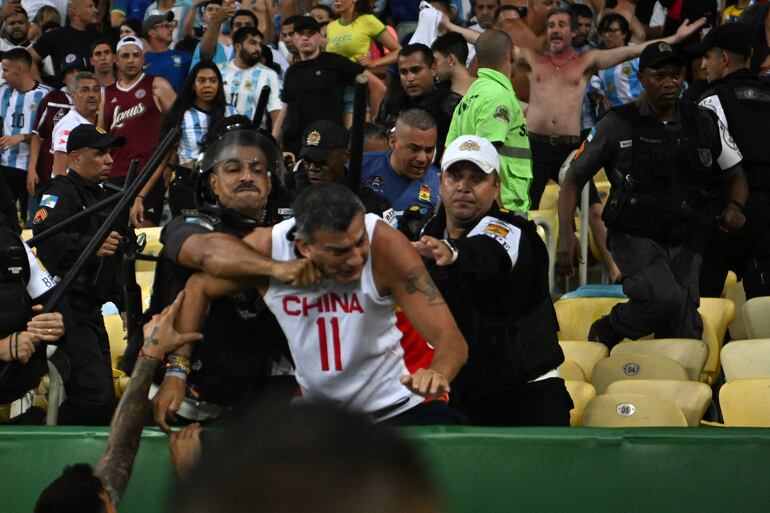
[316,317,342,371]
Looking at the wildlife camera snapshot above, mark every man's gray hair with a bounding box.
[293,183,366,244]
[67,71,99,94]
[395,108,436,132]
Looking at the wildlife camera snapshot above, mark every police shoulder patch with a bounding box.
[382,208,398,228]
[33,208,48,225]
[39,194,58,209]
[493,105,511,123]
[467,216,521,267]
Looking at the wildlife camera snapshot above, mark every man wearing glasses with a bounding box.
[143,12,192,93]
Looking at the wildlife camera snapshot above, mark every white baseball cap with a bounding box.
[441,135,500,175]
[116,36,143,53]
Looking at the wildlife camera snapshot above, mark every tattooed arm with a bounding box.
[371,221,468,399]
[95,292,203,506]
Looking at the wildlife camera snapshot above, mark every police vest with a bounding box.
[0,222,46,403]
[705,74,770,188]
[608,101,722,243]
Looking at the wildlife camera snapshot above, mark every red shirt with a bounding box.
[32,89,71,184]
[103,74,163,178]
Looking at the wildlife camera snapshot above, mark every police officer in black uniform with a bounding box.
[688,24,770,299]
[415,135,571,426]
[558,42,748,348]
[0,214,65,424]
[32,124,127,425]
[146,121,321,431]
[293,120,397,227]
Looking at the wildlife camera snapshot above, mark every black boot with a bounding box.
[588,315,622,349]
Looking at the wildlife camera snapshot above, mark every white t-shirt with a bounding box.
[51,109,92,153]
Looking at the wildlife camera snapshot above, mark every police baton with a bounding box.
[120,159,146,351]
[252,85,271,127]
[347,74,368,191]
[41,127,181,314]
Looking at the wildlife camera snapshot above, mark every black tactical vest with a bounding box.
[608,101,722,243]
[0,223,45,403]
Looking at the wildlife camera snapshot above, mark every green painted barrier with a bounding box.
[2,426,770,513]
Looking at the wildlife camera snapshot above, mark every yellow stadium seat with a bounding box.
[610,339,708,382]
[605,380,712,427]
[559,341,608,380]
[720,339,770,381]
[539,182,560,210]
[583,393,688,427]
[721,271,737,298]
[136,226,163,273]
[113,369,131,398]
[565,380,596,427]
[699,297,735,346]
[591,353,689,394]
[105,314,126,369]
[743,297,770,339]
[559,359,587,382]
[554,297,627,341]
[700,315,722,385]
[725,280,747,340]
[719,378,770,427]
[136,270,155,307]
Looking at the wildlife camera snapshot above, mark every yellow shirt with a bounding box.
[721,4,745,24]
[325,14,386,62]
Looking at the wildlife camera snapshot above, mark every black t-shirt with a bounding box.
[33,26,102,77]
[281,52,364,152]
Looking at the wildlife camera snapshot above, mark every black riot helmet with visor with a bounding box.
[194,117,284,208]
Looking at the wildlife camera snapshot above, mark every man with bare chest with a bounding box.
[518,7,705,208]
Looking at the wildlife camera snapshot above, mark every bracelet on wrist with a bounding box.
[167,354,191,367]
[442,239,459,265]
[139,347,165,363]
[165,367,188,380]
[165,361,191,374]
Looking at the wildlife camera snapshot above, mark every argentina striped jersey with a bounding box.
[1,82,52,170]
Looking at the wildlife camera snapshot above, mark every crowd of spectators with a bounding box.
[1,0,769,507]
[0,0,770,452]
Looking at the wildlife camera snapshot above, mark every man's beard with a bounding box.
[7,32,28,45]
[241,49,261,67]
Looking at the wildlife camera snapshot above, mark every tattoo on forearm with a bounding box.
[404,267,445,306]
[94,356,158,505]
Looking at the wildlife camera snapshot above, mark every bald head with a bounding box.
[476,29,513,69]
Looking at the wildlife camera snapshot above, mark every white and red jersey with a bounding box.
[264,214,428,420]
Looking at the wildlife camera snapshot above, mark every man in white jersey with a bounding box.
[218,26,282,134]
[51,72,101,175]
[0,48,52,224]
[176,181,469,424]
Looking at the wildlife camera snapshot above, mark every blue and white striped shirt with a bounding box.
[218,61,283,128]
[178,105,238,164]
[589,58,642,108]
[1,82,52,170]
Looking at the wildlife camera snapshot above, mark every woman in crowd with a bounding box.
[588,13,642,113]
[131,61,236,225]
[325,0,400,124]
